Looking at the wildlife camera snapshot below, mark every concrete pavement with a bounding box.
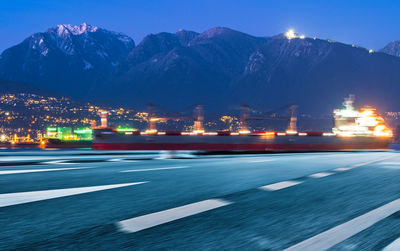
[0,150,399,250]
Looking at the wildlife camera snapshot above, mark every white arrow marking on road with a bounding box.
[0,167,88,175]
[121,166,189,172]
[259,181,303,191]
[117,199,231,233]
[0,182,147,207]
[284,198,400,251]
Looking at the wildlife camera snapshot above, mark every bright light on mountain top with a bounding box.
[285,29,296,39]
[284,29,305,40]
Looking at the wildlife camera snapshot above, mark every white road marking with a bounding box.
[348,156,394,168]
[0,182,147,207]
[0,155,153,163]
[383,237,400,251]
[308,172,334,178]
[333,167,351,172]
[0,167,87,175]
[117,199,231,233]
[284,197,400,251]
[108,158,123,162]
[250,159,275,163]
[121,166,189,172]
[259,181,303,191]
[108,158,138,162]
[381,166,400,169]
[42,160,72,165]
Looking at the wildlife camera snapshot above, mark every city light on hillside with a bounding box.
[284,29,306,40]
[285,29,297,39]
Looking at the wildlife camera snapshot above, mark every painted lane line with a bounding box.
[0,167,88,175]
[348,156,395,169]
[284,198,400,251]
[250,159,275,163]
[109,158,123,162]
[117,199,231,233]
[333,167,351,172]
[379,162,400,165]
[121,166,189,173]
[308,172,334,178]
[259,181,303,191]
[108,158,138,162]
[0,182,147,208]
[383,237,400,251]
[42,160,73,165]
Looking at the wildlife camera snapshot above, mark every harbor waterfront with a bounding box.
[3,2,400,249]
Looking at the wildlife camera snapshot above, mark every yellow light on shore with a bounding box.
[192,130,205,134]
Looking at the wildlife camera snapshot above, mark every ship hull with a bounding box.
[92,131,391,151]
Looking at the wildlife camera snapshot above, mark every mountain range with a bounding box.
[2,23,400,114]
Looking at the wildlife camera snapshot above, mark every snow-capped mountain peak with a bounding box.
[380,41,400,57]
[0,24,135,98]
[55,22,98,36]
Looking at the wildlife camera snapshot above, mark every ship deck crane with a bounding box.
[240,104,298,134]
[146,104,204,134]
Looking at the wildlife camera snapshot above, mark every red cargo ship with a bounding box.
[92,97,393,151]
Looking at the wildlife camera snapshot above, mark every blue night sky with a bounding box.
[1,0,400,53]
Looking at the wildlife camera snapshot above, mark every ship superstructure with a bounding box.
[333,95,392,137]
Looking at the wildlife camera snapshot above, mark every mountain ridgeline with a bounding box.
[1,23,400,114]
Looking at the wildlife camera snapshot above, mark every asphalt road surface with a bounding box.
[1,150,400,250]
